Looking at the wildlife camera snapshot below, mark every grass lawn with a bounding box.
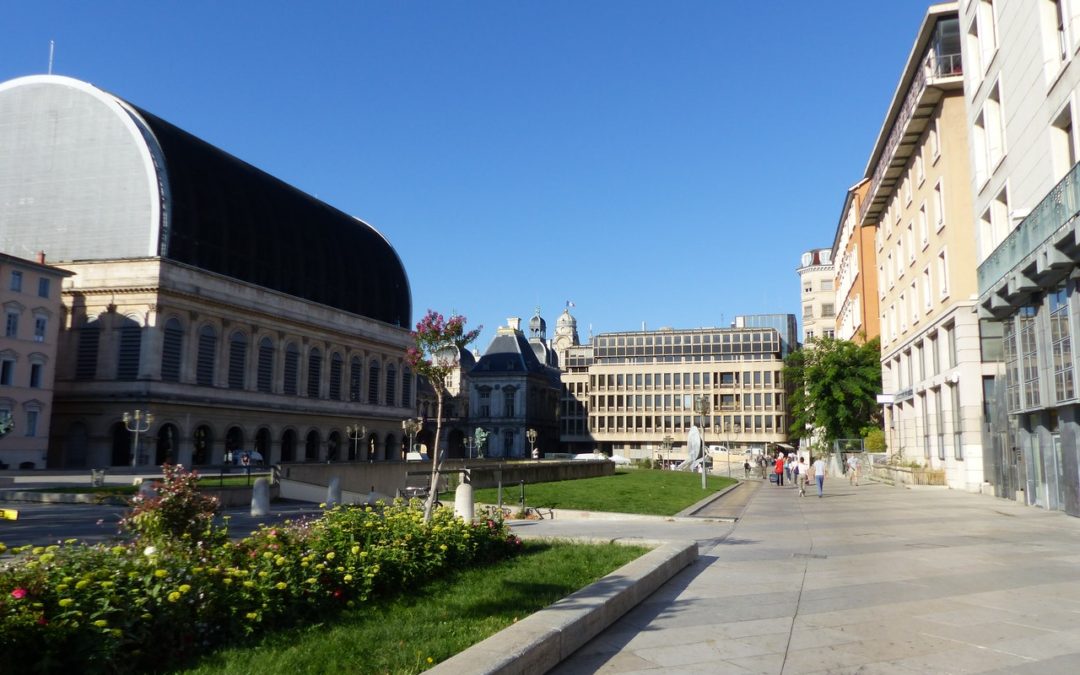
[180,539,649,674]
[461,469,736,516]
[28,474,272,495]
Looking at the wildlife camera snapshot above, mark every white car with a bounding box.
[609,454,632,466]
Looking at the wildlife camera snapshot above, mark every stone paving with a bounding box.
[515,478,1080,674]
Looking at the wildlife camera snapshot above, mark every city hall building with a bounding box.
[0,75,417,469]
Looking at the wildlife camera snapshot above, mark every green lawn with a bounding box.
[180,540,648,674]
[462,469,736,516]
[28,474,272,495]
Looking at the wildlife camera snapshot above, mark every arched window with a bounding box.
[257,337,274,393]
[368,359,381,405]
[75,320,100,381]
[116,318,142,381]
[156,424,178,465]
[349,356,362,402]
[227,331,247,390]
[254,427,271,464]
[110,422,130,466]
[327,431,341,462]
[386,364,397,407]
[305,430,320,461]
[161,318,183,382]
[384,433,397,461]
[307,348,322,398]
[196,325,217,387]
[192,425,212,465]
[281,429,296,463]
[329,353,343,401]
[283,343,300,396]
[402,367,413,408]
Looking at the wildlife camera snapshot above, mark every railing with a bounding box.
[978,161,1080,294]
[861,51,962,224]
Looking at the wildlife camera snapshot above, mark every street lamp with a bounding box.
[122,409,154,469]
[346,424,366,462]
[661,434,674,470]
[402,417,422,459]
[526,428,538,459]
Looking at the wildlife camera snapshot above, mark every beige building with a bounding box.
[832,179,880,343]
[0,75,416,469]
[0,252,72,469]
[869,3,991,491]
[554,313,794,463]
[797,248,835,342]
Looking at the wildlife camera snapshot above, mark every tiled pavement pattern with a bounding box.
[533,480,1080,674]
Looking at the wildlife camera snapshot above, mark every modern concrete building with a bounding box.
[552,311,793,464]
[868,3,992,492]
[797,248,835,343]
[832,179,880,343]
[0,75,416,469]
[970,0,1080,514]
[0,252,72,469]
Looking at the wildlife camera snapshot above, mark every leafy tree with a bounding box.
[406,310,481,521]
[784,336,881,446]
[863,426,886,452]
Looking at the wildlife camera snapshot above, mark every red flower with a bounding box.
[10,588,27,599]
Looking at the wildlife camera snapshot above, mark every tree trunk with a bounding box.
[423,390,445,522]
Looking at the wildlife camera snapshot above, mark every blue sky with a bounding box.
[3,1,932,347]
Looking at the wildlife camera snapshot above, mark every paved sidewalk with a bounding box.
[524,480,1080,674]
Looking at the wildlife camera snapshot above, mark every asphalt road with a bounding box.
[0,500,325,548]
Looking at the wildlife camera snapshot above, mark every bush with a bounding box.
[118,463,224,552]
[0,497,520,673]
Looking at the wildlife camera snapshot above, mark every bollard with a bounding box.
[251,477,270,516]
[326,476,341,507]
[454,482,474,521]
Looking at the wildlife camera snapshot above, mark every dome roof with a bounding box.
[529,307,546,337]
[0,75,411,327]
[557,308,577,327]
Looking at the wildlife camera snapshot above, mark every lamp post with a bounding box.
[122,409,154,469]
[402,417,422,460]
[346,424,366,462]
[661,434,674,470]
[694,395,712,488]
[526,428,538,459]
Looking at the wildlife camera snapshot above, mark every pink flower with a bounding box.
[10,588,27,599]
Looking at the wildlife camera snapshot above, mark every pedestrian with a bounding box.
[759,455,768,479]
[796,457,808,496]
[743,459,751,478]
[774,454,785,486]
[847,454,859,486]
[784,454,793,483]
[812,455,827,497]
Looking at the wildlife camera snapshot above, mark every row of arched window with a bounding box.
[73,316,414,407]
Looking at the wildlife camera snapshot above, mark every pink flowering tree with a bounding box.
[405,309,481,520]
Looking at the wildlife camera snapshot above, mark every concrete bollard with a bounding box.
[251,477,270,516]
[137,480,157,499]
[454,482,474,522]
[326,476,341,507]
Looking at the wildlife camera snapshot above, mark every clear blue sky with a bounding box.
[4,1,932,348]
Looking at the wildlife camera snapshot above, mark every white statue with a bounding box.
[687,425,703,464]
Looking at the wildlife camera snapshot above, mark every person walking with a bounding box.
[743,459,751,478]
[812,455,827,497]
[795,457,807,497]
[847,454,860,486]
[774,454,785,486]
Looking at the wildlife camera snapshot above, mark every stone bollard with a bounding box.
[454,482,474,522]
[251,477,270,516]
[326,476,341,507]
[137,480,157,499]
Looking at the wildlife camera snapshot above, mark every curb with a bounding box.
[0,491,128,506]
[428,539,698,675]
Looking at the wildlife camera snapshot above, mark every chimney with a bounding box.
[37,251,46,265]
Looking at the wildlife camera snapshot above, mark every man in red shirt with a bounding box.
[774,454,785,486]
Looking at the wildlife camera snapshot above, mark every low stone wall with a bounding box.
[277,459,616,497]
[873,465,946,487]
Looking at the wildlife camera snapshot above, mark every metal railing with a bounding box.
[978,161,1080,294]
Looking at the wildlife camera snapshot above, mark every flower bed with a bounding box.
[0,466,520,673]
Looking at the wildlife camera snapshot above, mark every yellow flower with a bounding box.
[343,574,353,583]
[110,546,126,555]
[39,553,55,564]
[93,619,108,628]
[168,591,181,602]
[32,546,45,555]
[178,584,191,593]
[111,628,122,638]
[263,551,273,559]
[154,569,168,578]
[75,580,90,590]
[56,584,69,592]
[243,581,255,588]
[258,571,268,578]
[350,545,360,555]
[439,545,448,552]
[275,558,285,567]
[62,577,74,584]
[223,578,233,585]
[325,551,335,560]
[427,657,434,664]
[306,577,317,585]
[98,581,114,588]
[58,598,74,608]
[301,561,309,568]
[246,612,259,620]
[275,582,287,590]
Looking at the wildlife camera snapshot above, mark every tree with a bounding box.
[405,310,481,521]
[784,336,881,447]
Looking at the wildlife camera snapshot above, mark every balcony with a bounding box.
[860,50,963,226]
[978,162,1080,316]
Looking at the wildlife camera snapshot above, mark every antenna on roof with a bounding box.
[48,40,54,74]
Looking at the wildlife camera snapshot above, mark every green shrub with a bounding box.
[0,499,520,673]
[118,463,225,552]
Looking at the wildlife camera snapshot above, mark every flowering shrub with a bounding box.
[119,463,224,551]
[0,500,520,673]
